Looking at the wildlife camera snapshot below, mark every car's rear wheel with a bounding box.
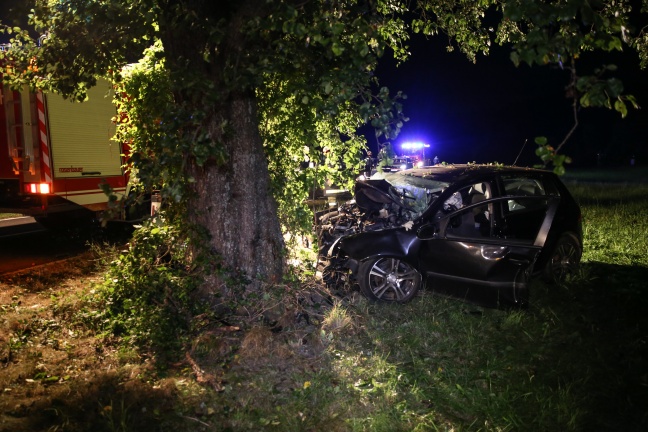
[544,233,582,283]
[358,257,421,302]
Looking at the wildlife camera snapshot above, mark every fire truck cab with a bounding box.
[0,78,131,226]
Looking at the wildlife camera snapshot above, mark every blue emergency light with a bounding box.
[401,141,430,150]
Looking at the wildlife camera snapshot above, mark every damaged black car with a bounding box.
[316,164,583,308]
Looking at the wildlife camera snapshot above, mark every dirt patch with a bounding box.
[0,254,180,431]
[0,252,341,431]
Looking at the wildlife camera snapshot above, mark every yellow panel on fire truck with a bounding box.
[45,79,121,179]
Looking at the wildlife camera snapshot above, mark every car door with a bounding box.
[416,193,559,308]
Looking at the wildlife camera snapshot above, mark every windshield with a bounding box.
[372,171,450,214]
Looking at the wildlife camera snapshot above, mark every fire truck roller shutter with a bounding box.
[45,78,122,180]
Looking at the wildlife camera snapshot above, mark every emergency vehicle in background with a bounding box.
[0,76,136,227]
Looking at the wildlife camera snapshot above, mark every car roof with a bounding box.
[394,164,553,183]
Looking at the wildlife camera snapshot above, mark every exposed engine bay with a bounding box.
[317,180,417,252]
[315,175,446,288]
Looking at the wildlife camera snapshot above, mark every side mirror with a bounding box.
[417,222,440,240]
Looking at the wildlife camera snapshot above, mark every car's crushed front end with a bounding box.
[315,171,448,290]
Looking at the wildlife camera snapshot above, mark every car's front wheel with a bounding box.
[358,257,422,302]
[544,233,582,283]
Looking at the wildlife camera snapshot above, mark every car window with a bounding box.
[499,195,550,243]
[443,202,495,239]
[502,176,545,195]
[376,171,450,214]
[437,182,495,239]
[439,196,549,244]
[440,182,492,211]
[501,175,550,213]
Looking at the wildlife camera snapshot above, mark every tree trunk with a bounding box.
[188,95,284,293]
[157,0,284,294]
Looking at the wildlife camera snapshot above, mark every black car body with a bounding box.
[317,164,582,308]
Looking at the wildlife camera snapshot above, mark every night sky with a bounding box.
[373,34,648,167]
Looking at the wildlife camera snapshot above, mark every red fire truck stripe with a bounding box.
[36,92,52,183]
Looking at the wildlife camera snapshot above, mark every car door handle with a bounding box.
[508,257,531,266]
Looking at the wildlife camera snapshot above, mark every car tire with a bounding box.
[358,257,422,302]
[543,233,582,283]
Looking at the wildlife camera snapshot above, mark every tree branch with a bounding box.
[553,58,580,158]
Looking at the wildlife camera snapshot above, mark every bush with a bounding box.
[95,218,201,358]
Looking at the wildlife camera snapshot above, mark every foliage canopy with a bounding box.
[1,0,646,270]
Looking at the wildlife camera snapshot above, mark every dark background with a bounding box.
[368,33,648,167]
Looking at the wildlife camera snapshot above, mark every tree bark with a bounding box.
[188,96,285,292]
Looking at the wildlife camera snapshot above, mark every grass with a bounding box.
[562,166,648,184]
[1,182,647,431]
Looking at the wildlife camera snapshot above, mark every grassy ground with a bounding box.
[1,182,647,431]
[0,213,23,220]
[562,166,648,184]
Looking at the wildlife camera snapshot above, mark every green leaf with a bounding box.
[626,95,640,109]
[608,37,623,51]
[42,376,60,383]
[534,136,548,145]
[614,99,628,118]
[606,78,624,98]
[576,76,591,92]
[331,42,344,56]
[331,22,345,36]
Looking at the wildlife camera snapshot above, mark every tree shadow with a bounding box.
[541,261,648,431]
[4,372,182,432]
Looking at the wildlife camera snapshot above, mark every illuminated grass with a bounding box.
[571,183,648,267]
[242,182,648,431]
[198,182,648,431]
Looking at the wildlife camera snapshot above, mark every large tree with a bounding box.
[2,0,646,295]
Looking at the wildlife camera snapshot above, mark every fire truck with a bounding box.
[0,78,133,227]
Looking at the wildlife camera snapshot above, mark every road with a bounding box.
[0,217,92,274]
[0,216,46,237]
